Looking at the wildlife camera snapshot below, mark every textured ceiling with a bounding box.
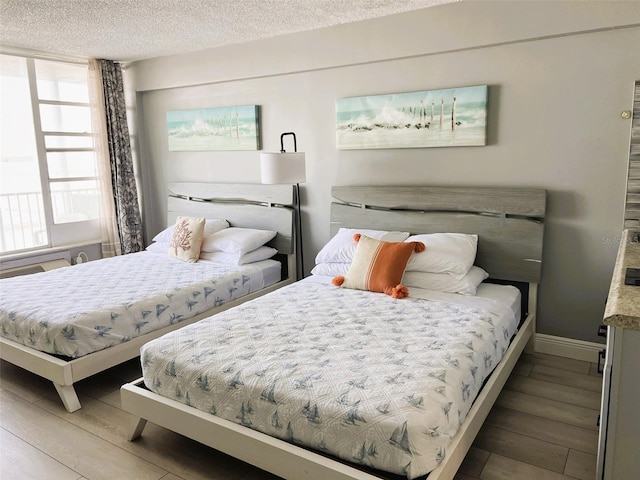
[0,0,459,62]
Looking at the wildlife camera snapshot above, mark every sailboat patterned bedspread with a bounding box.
[0,252,278,358]
[141,280,518,479]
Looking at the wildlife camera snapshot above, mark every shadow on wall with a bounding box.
[538,189,614,343]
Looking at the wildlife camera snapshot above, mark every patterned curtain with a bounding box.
[98,60,144,254]
[88,60,121,257]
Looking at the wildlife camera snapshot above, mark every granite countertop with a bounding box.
[604,229,640,330]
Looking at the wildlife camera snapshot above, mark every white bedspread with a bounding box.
[0,252,279,358]
[140,279,518,478]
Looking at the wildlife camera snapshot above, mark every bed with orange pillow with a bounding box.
[122,185,546,480]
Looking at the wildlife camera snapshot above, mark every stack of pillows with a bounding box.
[146,216,278,265]
[311,228,488,297]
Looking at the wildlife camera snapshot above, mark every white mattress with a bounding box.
[140,277,520,479]
[0,252,280,358]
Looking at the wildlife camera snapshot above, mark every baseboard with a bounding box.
[534,333,605,363]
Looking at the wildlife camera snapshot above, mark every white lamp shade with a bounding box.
[260,152,306,184]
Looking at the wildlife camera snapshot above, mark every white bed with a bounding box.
[0,182,298,412]
[139,277,521,478]
[121,185,546,480]
[0,253,281,358]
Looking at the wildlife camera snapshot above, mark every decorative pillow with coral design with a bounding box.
[332,234,425,298]
[168,216,205,263]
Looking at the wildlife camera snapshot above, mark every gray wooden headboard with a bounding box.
[330,186,546,283]
[167,182,296,256]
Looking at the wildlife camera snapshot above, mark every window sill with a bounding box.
[0,240,101,265]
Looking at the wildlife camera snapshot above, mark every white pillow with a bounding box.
[315,228,410,264]
[201,227,277,254]
[311,262,349,277]
[152,218,229,243]
[402,266,489,295]
[199,246,278,265]
[145,241,169,253]
[405,233,478,277]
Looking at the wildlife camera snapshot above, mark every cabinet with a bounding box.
[596,230,640,479]
[597,326,640,479]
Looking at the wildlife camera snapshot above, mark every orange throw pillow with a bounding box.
[332,234,425,298]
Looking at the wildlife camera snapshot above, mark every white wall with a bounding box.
[126,1,640,343]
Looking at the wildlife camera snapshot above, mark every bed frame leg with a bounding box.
[525,332,536,354]
[524,287,538,355]
[127,416,148,441]
[53,383,81,413]
[524,313,536,354]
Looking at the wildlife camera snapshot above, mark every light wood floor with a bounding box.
[0,352,602,480]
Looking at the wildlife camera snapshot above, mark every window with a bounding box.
[0,54,100,254]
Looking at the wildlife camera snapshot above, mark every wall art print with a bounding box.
[336,85,487,150]
[167,105,260,151]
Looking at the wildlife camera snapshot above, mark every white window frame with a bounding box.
[17,56,100,252]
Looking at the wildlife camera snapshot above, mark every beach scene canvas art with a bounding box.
[167,105,260,151]
[336,85,487,149]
